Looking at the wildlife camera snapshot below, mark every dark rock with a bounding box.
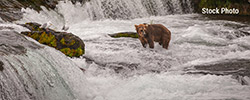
[187,59,250,76]
[108,32,138,38]
[20,22,85,57]
[186,59,250,85]
[198,59,249,75]
[0,31,41,55]
[79,67,85,72]
[232,75,250,85]
[0,0,86,22]
[71,0,90,4]
[0,61,3,71]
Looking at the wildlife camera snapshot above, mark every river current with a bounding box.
[1,0,250,100]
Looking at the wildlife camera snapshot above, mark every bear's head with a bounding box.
[135,23,149,38]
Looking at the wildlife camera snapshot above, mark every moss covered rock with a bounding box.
[20,22,85,57]
[108,32,138,38]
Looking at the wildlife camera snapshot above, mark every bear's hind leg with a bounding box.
[162,40,169,49]
[148,39,154,48]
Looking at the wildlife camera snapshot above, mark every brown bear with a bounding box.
[135,23,171,49]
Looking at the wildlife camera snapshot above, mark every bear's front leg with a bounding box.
[142,42,147,48]
[138,36,147,48]
[148,39,154,48]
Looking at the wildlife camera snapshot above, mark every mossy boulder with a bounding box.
[20,22,85,57]
[108,32,138,38]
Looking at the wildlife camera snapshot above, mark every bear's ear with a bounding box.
[135,25,138,29]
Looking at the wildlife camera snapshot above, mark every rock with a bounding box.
[232,75,250,85]
[108,32,138,38]
[0,61,3,71]
[79,67,85,72]
[0,0,84,22]
[0,31,41,55]
[191,59,250,76]
[186,59,250,85]
[20,22,85,57]
[243,76,250,85]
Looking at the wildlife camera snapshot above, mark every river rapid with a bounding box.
[1,0,250,100]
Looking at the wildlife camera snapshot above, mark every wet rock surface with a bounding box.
[0,31,41,55]
[0,0,89,22]
[186,59,250,85]
[188,59,250,76]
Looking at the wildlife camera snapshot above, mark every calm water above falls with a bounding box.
[1,0,250,100]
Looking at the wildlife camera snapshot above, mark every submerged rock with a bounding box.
[186,59,250,85]
[20,22,85,57]
[192,59,250,76]
[108,32,138,38]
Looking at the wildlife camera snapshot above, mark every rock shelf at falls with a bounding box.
[1,0,250,100]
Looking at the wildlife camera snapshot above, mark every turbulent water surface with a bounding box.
[1,0,250,100]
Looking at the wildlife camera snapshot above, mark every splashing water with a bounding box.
[5,0,250,100]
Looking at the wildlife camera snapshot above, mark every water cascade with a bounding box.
[1,0,250,100]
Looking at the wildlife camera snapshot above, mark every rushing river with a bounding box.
[69,15,250,100]
[1,0,250,100]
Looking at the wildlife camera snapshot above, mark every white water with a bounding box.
[8,0,250,100]
[0,26,93,99]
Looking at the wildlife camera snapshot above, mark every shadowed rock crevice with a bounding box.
[0,61,3,71]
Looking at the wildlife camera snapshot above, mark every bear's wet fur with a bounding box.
[135,23,171,49]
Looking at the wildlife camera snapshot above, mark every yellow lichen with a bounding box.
[59,46,84,57]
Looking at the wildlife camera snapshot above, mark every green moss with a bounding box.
[22,22,85,57]
[38,32,47,43]
[31,32,39,40]
[50,38,57,47]
[75,46,84,57]
[37,32,57,47]
[111,33,138,38]
[60,38,66,45]
[60,48,72,57]
[59,47,84,57]
[60,38,76,46]
[70,40,76,46]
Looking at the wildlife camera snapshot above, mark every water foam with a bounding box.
[11,1,250,99]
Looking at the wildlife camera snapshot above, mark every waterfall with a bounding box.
[17,0,193,29]
[1,0,193,23]
[63,0,194,20]
[0,30,92,100]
